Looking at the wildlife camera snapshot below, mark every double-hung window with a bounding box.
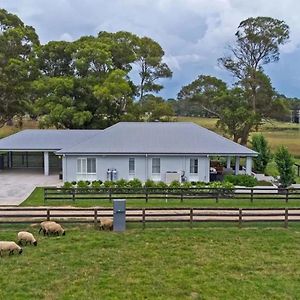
[190,158,198,174]
[129,158,135,175]
[152,158,160,174]
[77,158,96,174]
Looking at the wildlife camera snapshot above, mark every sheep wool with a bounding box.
[17,231,37,246]
[45,222,65,236]
[39,221,57,235]
[0,241,23,256]
[99,218,113,231]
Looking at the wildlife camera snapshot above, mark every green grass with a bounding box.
[21,187,300,208]
[1,224,300,299]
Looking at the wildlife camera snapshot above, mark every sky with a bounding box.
[1,0,299,99]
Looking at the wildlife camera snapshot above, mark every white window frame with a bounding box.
[129,157,135,175]
[152,158,161,174]
[190,158,198,174]
[77,157,96,175]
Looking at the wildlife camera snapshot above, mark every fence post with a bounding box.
[215,189,219,203]
[145,188,148,203]
[181,189,184,203]
[46,208,50,221]
[238,208,242,228]
[44,188,47,204]
[142,208,146,229]
[285,189,289,203]
[72,188,75,202]
[94,208,98,228]
[284,208,288,228]
[250,188,254,203]
[190,208,193,228]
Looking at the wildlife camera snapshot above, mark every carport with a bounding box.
[0,151,61,176]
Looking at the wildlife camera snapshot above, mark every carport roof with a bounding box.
[0,129,102,151]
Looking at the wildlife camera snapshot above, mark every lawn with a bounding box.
[21,187,300,208]
[1,224,300,299]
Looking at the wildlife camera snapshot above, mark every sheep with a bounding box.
[44,222,65,236]
[99,218,113,231]
[17,231,37,246]
[39,221,57,236]
[0,241,23,256]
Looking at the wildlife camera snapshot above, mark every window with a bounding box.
[190,158,198,174]
[129,158,135,174]
[152,158,160,174]
[77,158,96,174]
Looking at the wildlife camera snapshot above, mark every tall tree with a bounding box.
[0,8,39,127]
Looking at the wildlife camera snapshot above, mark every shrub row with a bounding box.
[63,179,235,189]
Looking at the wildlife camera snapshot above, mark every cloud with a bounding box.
[1,0,299,98]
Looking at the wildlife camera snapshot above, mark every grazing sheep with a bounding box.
[0,241,23,256]
[99,218,113,231]
[17,231,37,246]
[45,222,65,236]
[39,221,57,235]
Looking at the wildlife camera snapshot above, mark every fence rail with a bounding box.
[44,187,300,203]
[1,207,300,228]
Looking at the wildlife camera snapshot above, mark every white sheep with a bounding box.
[99,218,113,231]
[39,221,57,236]
[0,241,23,256]
[44,222,65,236]
[17,231,37,246]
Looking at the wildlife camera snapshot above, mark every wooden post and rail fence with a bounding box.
[0,206,300,228]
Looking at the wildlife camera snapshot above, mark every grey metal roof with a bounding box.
[0,129,102,151]
[57,122,257,156]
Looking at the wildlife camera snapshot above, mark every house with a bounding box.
[0,122,257,183]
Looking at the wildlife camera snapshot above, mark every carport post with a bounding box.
[44,151,49,176]
[8,152,13,168]
[226,156,231,169]
[245,157,252,175]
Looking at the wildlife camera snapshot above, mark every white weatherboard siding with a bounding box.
[63,155,210,183]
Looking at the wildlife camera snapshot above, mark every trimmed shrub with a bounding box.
[169,180,181,188]
[209,181,234,189]
[144,179,156,188]
[103,181,115,188]
[91,181,101,188]
[181,181,192,189]
[156,181,168,188]
[115,179,128,188]
[63,181,73,188]
[224,174,258,187]
[127,178,143,188]
[71,181,77,186]
[77,180,89,188]
[195,181,207,188]
[85,181,91,186]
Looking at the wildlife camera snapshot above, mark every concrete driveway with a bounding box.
[0,170,62,206]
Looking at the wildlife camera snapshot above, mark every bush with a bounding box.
[63,181,73,188]
[85,181,91,186]
[115,179,128,188]
[224,174,258,187]
[127,178,143,188]
[156,181,168,188]
[181,181,192,189]
[169,180,181,188]
[275,146,295,187]
[103,181,115,188]
[144,179,156,188]
[77,180,89,188]
[71,181,77,186]
[91,181,101,188]
[195,181,207,188]
[251,134,272,173]
[209,181,234,189]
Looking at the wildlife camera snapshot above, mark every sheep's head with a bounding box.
[62,231,66,236]
[33,241,37,246]
[18,248,23,255]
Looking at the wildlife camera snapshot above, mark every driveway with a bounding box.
[0,170,62,206]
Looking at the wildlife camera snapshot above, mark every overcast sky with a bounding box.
[1,0,299,99]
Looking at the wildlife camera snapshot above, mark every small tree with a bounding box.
[274,146,295,187]
[251,134,272,173]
